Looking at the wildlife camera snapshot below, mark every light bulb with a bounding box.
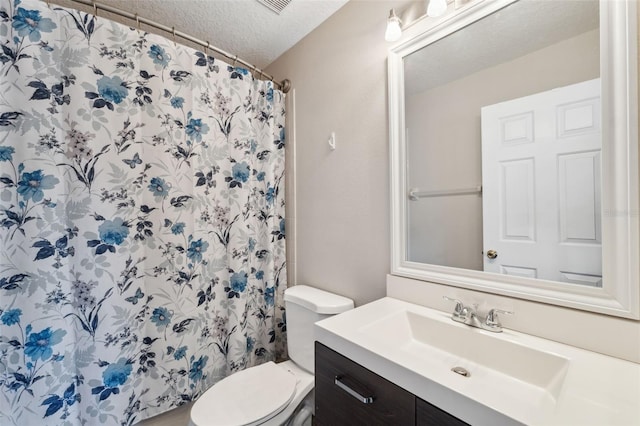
[385,9,402,42]
[427,0,447,17]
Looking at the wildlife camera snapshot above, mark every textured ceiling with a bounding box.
[404,0,600,95]
[51,0,349,69]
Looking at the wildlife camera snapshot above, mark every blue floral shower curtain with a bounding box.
[0,0,287,424]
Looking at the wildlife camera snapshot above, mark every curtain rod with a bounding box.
[46,0,291,93]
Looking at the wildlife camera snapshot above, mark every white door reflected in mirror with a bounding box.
[481,79,602,286]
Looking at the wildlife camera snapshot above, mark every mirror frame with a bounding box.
[388,0,639,319]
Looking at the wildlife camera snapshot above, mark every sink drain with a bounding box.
[451,366,470,377]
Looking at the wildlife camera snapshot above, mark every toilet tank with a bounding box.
[284,285,354,373]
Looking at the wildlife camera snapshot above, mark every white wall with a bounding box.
[266,1,640,362]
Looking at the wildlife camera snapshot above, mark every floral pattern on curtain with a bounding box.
[0,0,287,424]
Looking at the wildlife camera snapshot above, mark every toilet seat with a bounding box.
[190,361,298,426]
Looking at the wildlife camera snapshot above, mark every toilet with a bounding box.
[189,285,354,426]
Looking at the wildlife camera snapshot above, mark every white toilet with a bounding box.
[189,285,354,426]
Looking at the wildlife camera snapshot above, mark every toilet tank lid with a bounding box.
[284,285,354,314]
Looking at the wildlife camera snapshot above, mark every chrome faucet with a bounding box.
[443,296,513,332]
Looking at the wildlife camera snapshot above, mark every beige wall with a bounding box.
[406,29,599,269]
[267,0,422,306]
[267,1,640,362]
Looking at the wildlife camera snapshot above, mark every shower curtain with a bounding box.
[0,0,287,424]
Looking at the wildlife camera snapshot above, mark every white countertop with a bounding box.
[314,297,640,426]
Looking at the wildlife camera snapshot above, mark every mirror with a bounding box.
[388,0,639,318]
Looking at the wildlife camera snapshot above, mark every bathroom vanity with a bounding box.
[314,296,640,426]
[315,342,467,425]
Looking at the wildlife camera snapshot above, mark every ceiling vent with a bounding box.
[256,0,292,15]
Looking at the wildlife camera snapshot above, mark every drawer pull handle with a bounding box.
[334,375,375,404]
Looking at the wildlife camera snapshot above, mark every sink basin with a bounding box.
[360,309,569,404]
[346,300,571,424]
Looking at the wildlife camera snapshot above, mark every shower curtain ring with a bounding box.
[46,0,50,8]
[93,1,97,16]
[205,41,210,56]
[172,26,176,45]
[258,69,264,79]
[232,55,238,67]
[135,13,140,31]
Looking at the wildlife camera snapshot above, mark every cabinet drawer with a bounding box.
[315,342,415,425]
[416,397,469,426]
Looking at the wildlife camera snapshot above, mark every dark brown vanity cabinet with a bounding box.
[415,398,469,426]
[315,342,469,426]
[315,341,415,425]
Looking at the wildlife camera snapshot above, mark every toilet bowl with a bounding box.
[189,360,314,426]
[189,285,354,426]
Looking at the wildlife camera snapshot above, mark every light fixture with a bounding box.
[385,9,402,42]
[427,0,448,17]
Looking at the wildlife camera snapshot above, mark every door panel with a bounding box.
[558,151,601,243]
[500,158,536,241]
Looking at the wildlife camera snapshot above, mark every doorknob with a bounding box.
[486,249,498,259]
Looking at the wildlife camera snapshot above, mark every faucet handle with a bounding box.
[483,308,514,332]
[443,296,464,318]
